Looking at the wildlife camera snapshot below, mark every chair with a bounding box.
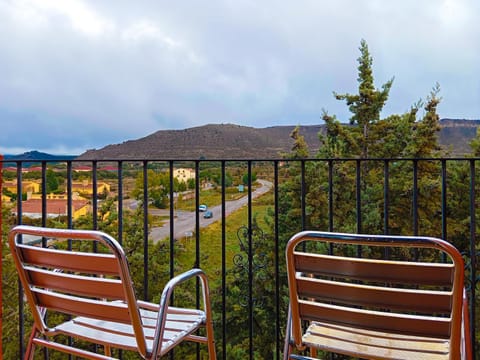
[8,225,216,359]
[284,231,472,360]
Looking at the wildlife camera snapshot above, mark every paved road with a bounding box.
[150,179,272,241]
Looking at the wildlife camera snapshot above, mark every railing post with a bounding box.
[247,160,254,360]
[142,161,149,301]
[0,154,3,357]
[469,159,477,356]
[221,160,227,360]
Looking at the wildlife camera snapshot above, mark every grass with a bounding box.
[173,190,274,284]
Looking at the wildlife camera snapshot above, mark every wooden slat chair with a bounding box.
[8,225,216,359]
[284,231,472,360]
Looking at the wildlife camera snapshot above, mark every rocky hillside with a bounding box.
[438,119,480,154]
[77,119,480,160]
[77,124,324,160]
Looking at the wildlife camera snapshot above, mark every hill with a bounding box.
[77,123,324,160]
[437,119,480,154]
[76,119,480,160]
[4,151,76,163]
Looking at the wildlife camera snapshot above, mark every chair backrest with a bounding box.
[8,225,148,357]
[285,231,465,358]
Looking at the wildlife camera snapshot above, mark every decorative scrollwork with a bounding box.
[462,250,480,292]
[233,225,269,308]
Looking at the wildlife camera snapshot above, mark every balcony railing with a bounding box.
[1,157,479,359]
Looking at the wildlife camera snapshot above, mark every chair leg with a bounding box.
[205,319,217,359]
[283,306,293,360]
[462,288,472,360]
[24,326,38,360]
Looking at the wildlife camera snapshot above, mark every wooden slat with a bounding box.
[296,276,452,313]
[302,322,450,360]
[25,266,125,300]
[33,288,131,324]
[294,252,454,286]
[298,300,451,339]
[18,244,119,275]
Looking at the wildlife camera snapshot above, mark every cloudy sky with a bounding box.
[0,0,479,155]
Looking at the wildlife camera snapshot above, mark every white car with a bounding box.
[198,204,207,212]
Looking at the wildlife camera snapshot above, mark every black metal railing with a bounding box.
[1,157,479,359]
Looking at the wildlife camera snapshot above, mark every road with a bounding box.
[150,179,272,241]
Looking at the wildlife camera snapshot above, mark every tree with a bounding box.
[469,126,480,156]
[132,169,170,209]
[242,172,257,186]
[46,168,59,193]
[333,39,394,158]
[288,126,310,159]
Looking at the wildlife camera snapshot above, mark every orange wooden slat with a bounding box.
[294,252,454,286]
[296,276,452,313]
[26,266,125,300]
[298,300,451,339]
[33,288,131,324]
[18,244,120,275]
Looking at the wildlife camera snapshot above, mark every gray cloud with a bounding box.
[0,0,478,154]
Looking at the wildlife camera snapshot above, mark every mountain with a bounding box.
[77,123,324,160]
[4,151,76,162]
[437,119,480,154]
[76,119,480,160]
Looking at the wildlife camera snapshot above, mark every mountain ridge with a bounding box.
[4,120,478,162]
[76,119,480,160]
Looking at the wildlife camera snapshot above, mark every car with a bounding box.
[198,204,207,212]
[203,210,213,219]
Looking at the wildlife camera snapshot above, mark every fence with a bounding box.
[1,157,478,359]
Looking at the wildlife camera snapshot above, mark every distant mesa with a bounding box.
[76,123,323,160]
[76,119,480,160]
[3,119,479,162]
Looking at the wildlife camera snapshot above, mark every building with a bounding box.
[71,180,111,195]
[173,168,195,182]
[16,199,90,220]
[3,180,40,194]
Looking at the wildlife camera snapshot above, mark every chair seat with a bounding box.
[302,321,450,360]
[54,306,206,356]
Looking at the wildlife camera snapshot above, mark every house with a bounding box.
[173,168,195,182]
[73,165,92,172]
[3,180,40,194]
[17,199,90,220]
[71,180,111,195]
[99,165,118,172]
[28,192,86,201]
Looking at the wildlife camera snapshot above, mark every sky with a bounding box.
[0,0,479,155]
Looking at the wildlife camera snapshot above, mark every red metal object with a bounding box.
[0,153,3,358]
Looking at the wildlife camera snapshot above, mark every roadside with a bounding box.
[150,179,272,241]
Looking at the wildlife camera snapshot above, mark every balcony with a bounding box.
[1,157,479,359]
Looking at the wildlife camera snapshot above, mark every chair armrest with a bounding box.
[151,268,212,357]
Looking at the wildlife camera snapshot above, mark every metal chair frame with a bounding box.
[9,225,216,359]
[284,231,472,360]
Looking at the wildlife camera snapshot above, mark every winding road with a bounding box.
[150,179,272,241]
